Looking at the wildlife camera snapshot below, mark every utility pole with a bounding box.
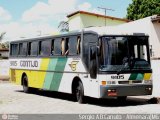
[98,7,115,26]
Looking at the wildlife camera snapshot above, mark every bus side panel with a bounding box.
[15,70,21,84]
[10,69,16,83]
[44,58,68,91]
[57,58,100,98]
[28,70,38,88]
[10,69,29,85]
[13,69,45,89]
[57,58,85,93]
[35,58,50,88]
[58,73,77,93]
[42,58,58,90]
[26,58,50,89]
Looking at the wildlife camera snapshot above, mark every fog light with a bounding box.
[107,89,111,92]
[145,87,152,91]
[148,88,152,91]
[111,89,116,92]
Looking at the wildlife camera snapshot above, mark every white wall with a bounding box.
[68,14,82,31]
[151,22,160,58]
[0,51,9,57]
[151,60,160,97]
[68,13,127,31]
[0,60,9,77]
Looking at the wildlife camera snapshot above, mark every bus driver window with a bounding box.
[65,38,69,55]
[61,38,65,55]
[51,40,54,56]
[61,38,69,56]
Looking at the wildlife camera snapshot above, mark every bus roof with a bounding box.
[10,26,148,43]
[83,26,148,36]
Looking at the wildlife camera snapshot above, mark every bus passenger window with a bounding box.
[39,40,51,56]
[28,41,38,56]
[28,42,31,56]
[10,44,19,56]
[61,38,69,56]
[54,38,61,55]
[39,41,42,55]
[19,43,23,54]
[77,36,81,54]
[61,38,64,55]
[19,42,27,56]
[68,36,80,55]
[61,38,65,55]
[65,38,69,55]
[51,40,54,56]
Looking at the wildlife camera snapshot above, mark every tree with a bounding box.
[126,0,160,20]
[0,32,9,49]
[3,42,9,49]
[0,32,6,42]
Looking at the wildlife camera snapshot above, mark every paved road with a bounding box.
[0,83,160,114]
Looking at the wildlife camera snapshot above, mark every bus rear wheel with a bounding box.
[22,75,31,93]
[75,81,85,104]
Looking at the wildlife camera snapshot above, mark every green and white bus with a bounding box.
[10,28,152,103]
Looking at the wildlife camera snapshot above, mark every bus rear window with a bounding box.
[10,44,19,56]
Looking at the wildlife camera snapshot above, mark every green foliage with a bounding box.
[4,42,9,49]
[0,32,9,49]
[127,0,160,20]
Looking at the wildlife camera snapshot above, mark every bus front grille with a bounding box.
[118,80,142,84]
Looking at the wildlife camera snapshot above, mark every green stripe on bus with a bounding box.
[43,58,58,90]
[136,73,144,80]
[129,73,138,80]
[50,58,67,91]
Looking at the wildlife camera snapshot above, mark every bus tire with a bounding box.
[22,75,31,93]
[117,96,127,102]
[75,81,85,104]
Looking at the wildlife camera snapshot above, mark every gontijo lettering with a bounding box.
[20,60,38,67]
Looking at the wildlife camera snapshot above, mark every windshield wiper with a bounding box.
[117,56,136,75]
[117,57,129,75]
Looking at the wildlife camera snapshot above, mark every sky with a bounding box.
[0,0,132,41]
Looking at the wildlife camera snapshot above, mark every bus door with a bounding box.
[87,43,99,97]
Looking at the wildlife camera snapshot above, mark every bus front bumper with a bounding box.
[100,84,152,98]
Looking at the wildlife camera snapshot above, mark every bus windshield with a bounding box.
[99,36,151,72]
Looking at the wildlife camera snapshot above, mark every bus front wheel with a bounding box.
[22,75,31,93]
[75,81,85,104]
[117,96,127,102]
